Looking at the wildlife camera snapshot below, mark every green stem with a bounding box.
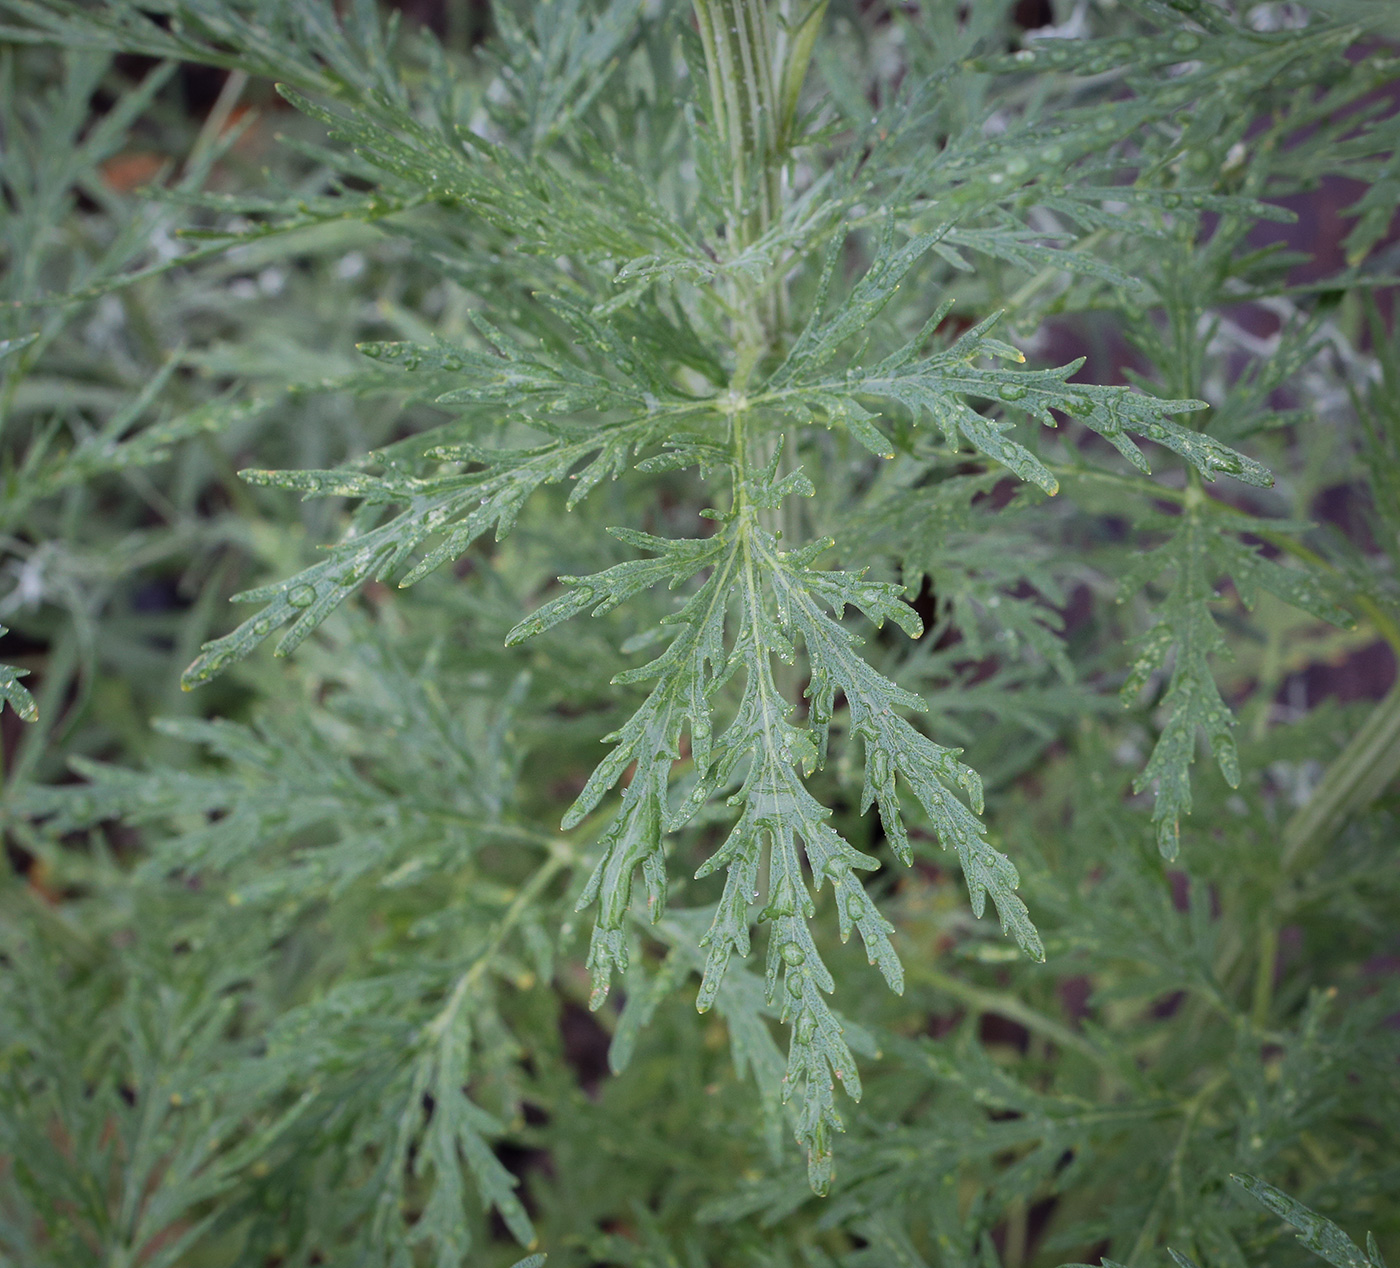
[1126,1071,1228,1267]
[1006,227,1111,315]
[1251,914,1278,1028]
[427,844,573,1040]
[693,0,780,261]
[905,962,1113,1070]
[1004,1196,1030,1268]
[697,0,820,678]
[1278,677,1400,875]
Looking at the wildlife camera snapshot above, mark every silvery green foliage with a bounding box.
[1,0,1398,1261]
[58,0,1338,1189]
[1135,1177,1392,1268]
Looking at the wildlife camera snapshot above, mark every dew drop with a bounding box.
[1002,383,1028,401]
[781,942,806,967]
[287,584,316,608]
[785,973,805,999]
[796,1014,816,1044]
[846,897,866,920]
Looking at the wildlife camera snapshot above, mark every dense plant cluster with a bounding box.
[1,0,1398,1264]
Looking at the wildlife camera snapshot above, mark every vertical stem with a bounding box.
[1251,914,1278,1028]
[1003,1196,1029,1268]
[1279,677,1400,873]
[694,0,814,540]
[697,0,827,911]
[694,0,779,265]
[692,0,816,357]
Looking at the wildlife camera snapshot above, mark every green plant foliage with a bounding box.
[1232,1176,1389,1268]
[0,625,36,721]
[1,0,1398,1263]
